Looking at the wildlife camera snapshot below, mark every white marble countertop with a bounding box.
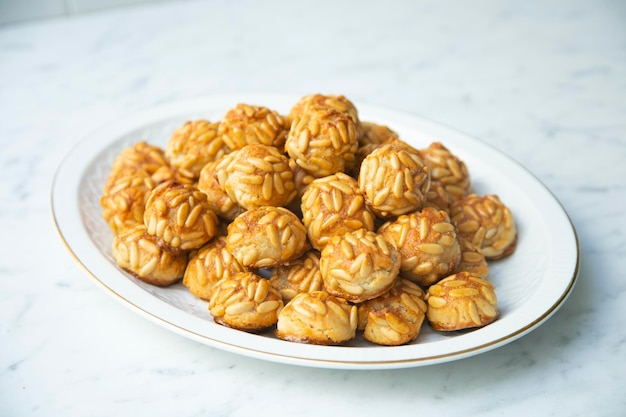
[1,0,624,415]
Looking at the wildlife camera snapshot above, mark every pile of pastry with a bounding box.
[100,94,517,346]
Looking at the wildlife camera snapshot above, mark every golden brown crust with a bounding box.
[454,238,490,278]
[218,103,288,150]
[226,206,309,268]
[285,107,359,178]
[287,94,361,131]
[215,144,297,210]
[301,172,375,251]
[208,272,283,331]
[100,172,156,235]
[359,121,398,146]
[197,159,243,221]
[269,251,324,302]
[419,142,470,203]
[357,279,428,346]
[426,272,498,331]
[358,144,430,218]
[449,194,517,260]
[112,224,187,286]
[105,141,192,186]
[165,120,229,179]
[275,291,357,345]
[378,207,461,286]
[183,236,248,300]
[319,229,400,303]
[143,180,219,253]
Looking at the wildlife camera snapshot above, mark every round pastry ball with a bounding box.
[301,172,375,250]
[218,103,288,151]
[215,144,297,210]
[449,194,517,260]
[285,107,359,178]
[112,224,188,287]
[100,172,156,235]
[165,120,229,179]
[197,159,243,221]
[319,229,400,303]
[143,180,219,253]
[357,279,428,346]
[269,251,324,302]
[358,144,430,218]
[419,142,470,204]
[275,291,357,345]
[426,272,498,331]
[454,237,490,279]
[287,93,360,131]
[108,141,171,182]
[208,271,283,332]
[226,206,309,268]
[378,207,461,286]
[183,236,248,301]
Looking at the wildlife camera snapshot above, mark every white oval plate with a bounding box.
[51,94,579,369]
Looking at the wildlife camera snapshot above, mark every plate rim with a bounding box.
[50,94,581,369]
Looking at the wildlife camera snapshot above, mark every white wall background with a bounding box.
[0,0,174,25]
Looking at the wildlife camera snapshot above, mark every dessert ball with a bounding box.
[450,194,517,259]
[287,93,360,131]
[218,103,288,150]
[419,142,470,204]
[143,180,218,253]
[426,272,498,331]
[285,106,359,178]
[357,279,428,346]
[378,207,461,286]
[320,229,400,303]
[101,172,155,235]
[183,236,248,300]
[358,144,430,218]
[215,144,297,210]
[165,120,229,179]
[112,224,188,286]
[269,251,324,302]
[275,291,357,345]
[208,271,283,331]
[301,172,375,250]
[226,206,309,268]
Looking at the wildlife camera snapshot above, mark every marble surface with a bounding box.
[1,0,624,415]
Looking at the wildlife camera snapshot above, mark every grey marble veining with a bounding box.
[1,0,625,416]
